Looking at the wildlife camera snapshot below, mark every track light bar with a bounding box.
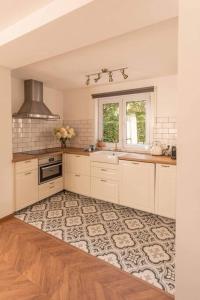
[85,75,90,86]
[121,68,128,79]
[94,73,101,83]
[108,71,113,83]
[85,67,128,85]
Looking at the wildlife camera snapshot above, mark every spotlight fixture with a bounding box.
[94,73,101,83]
[85,75,90,86]
[85,67,128,85]
[101,68,108,73]
[108,71,113,82]
[121,68,128,79]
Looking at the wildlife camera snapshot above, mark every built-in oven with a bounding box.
[39,154,62,184]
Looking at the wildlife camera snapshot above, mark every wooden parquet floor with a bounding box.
[0,218,174,300]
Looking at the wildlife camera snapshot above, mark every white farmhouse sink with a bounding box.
[90,151,127,164]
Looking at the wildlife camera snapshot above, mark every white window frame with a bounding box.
[96,91,155,152]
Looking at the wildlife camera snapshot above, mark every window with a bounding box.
[97,91,154,150]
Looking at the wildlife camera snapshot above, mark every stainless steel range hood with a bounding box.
[13,80,60,120]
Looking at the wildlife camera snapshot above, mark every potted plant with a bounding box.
[54,126,75,148]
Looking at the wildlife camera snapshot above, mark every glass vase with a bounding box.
[60,139,66,148]
[66,139,71,148]
[60,139,70,148]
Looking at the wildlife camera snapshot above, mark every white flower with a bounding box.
[61,131,68,138]
[56,132,61,139]
[69,128,75,136]
[60,127,66,134]
[54,126,75,140]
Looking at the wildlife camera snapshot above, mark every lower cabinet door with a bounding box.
[91,177,119,204]
[119,161,155,213]
[65,173,90,196]
[15,169,38,210]
[155,164,176,219]
[64,154,90,176]
[39,177,63,201]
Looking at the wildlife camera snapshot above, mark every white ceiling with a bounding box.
[0,0,178,69]
[0,0,53,31]
[13,18,178,90]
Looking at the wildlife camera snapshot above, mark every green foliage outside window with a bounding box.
[126,101,146,144]
[103,103,119,143]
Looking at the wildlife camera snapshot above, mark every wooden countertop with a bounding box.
[13,148,176,165]
[64,147,90,156]
[119,153,176,165]
[12,153,37,162]
[12,147,90,162]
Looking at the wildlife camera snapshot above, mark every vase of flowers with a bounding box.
[54,126,75,148]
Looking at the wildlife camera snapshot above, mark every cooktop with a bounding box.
[23,148,62,155]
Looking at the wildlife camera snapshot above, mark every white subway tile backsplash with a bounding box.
[162,134,169,139]
[153,116,177,146]
[168,123,175,129]
[12,118,95,152]
[157,117,169,123]
[168,117,176,123]
[162,123,170,129]
[155,123,162,128]
[169,128,177,134]
[12,116,176,152]
[63,119,94,148]
[156,128,165,134]
[12,118,63,153]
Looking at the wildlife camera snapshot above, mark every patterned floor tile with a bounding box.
[15,191,176,294]
[112,233,135,248]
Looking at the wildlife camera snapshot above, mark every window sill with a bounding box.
[103,144,151,154]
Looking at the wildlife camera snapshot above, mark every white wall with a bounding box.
[11,77,64,119]
[63,74,177,120]
[63,88,93,120]
[0,66,13,218]
[176,1,200,299]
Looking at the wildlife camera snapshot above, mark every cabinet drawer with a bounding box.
[91,166,119,181]
[65,173,90,196]
[91,177,119,204]
[65,154,90,176]
[91,161,118,170]
[39,177,63,200]
[15,158,38,173]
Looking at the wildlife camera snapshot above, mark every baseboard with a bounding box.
[0,213,14,223]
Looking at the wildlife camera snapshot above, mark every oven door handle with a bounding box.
[41,163,62,170]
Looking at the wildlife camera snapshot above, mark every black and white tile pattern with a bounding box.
[15,191,176,294]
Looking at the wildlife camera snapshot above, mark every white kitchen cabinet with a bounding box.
[65,173,90,196]
[155,164,176,219]
[91,161,119,204]
[91,162,119,181]
[91,177,118,204]
[15,159,38,173]
[64,154,91,196]
[15,159,38,210]
[119,160,155,213]
[39,177,63,201]
[65,154,90,176]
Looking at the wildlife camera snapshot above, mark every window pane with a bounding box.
[126,101,146,145]
[103,102,119,143]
